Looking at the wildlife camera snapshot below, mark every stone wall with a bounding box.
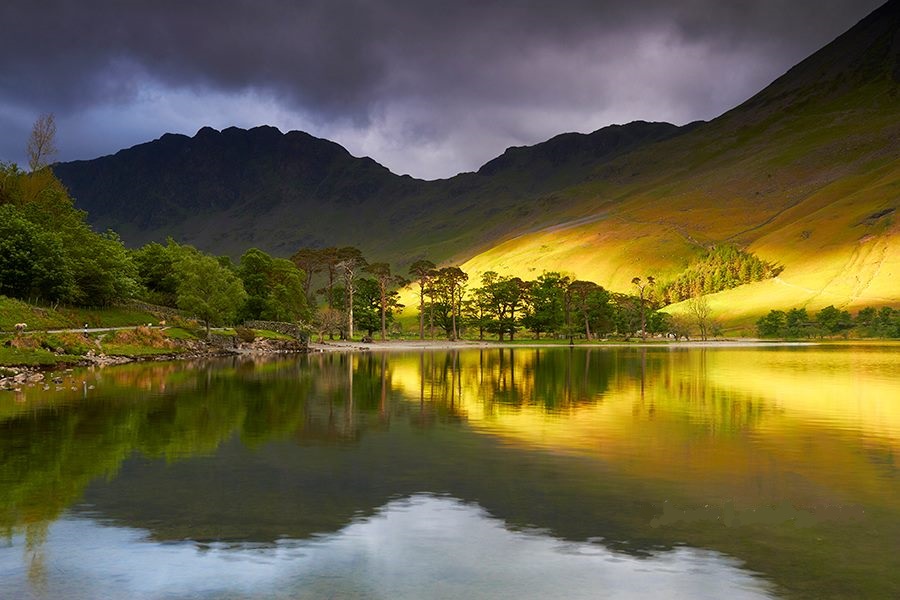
[118,300,187,319]
[243,320,309,344]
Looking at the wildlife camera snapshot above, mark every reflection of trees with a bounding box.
[411,348,615,415]
[623,349,768,435]
[0,355,395,540]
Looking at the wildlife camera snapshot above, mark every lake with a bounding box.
[1,345,898,599]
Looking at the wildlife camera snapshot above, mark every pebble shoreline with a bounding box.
[0,337,307,392]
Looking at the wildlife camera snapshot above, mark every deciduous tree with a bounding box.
[176,252,247,334]
[408,259,435,340]
[27,113,57,172]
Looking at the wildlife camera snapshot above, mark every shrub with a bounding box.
[109,326,176,349]
[235,326,256,343]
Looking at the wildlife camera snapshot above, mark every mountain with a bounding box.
[54,120,686,261]
[54,0,900,327]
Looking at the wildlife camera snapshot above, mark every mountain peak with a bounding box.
[728,0,900,119]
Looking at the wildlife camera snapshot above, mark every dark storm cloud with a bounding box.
[0,0,887,178]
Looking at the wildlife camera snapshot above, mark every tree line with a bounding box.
[1,161,309,333]
[291,246,680,342]
[756,305,900,339]
[660,244,782,303]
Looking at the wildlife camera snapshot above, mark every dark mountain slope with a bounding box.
[54,120,688,261]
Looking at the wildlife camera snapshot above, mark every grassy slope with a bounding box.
[0,296,160,331]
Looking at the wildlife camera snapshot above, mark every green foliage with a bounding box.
[567,280,613,340]
[757,305,899,339]
[132,240,181,306]
[756,310,786,337]
[521,272,569,338]
[468,271,525,341]
[816,305,853,337]
[0,204,74,302]
[176,251,247,332]
[611,293,642,338]
[0,163,139,306]
[235,326,256,343]
[238,248,308,323]
[353,278,382,337]
[661,245,782,304]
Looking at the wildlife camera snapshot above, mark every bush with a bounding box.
[109,326,176,349]
[235,326,256,343]
[170,316,205,338]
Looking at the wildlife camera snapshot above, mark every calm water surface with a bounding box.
[1,346,898,599]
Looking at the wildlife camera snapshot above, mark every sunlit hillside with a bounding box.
[460,4,900,320]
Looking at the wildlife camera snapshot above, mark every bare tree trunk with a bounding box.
[347,280,354,340]
[418,283,425,340]
[451,289,458,341]
[380,286,387,341]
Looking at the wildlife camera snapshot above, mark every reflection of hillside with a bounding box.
[390,347,899,510]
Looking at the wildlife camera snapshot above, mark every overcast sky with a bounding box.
[0,0,886,179]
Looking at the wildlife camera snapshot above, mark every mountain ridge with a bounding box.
[54,119,689,259]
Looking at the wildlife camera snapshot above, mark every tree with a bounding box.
[176,252,247,334]
[132,240,181,306]
[522,272,569,338]
[312,307,345,343]
[668,313,692,340]
[352,278,382,337]
[816,305,853,337]
[0,162,138,306]
[266,257,308,322]
[0,204,74,302]
[291,247,325,305]
[785,308,810,338]
[27,113,58,172]
[316,247,342,309]
[611,293,642,339]
[367,262,409,341]
[335,247,366,339]
[567,280,612,340]
[756,310,786,337]
[69,229,139,305]
[475,271,524,341]
[631,276,655,340]
[687,293,712,341]
[408,259,435,340]
[239,248,309,322]
[433,267,468,340]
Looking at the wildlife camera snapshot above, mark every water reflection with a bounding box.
[0,495,773,600]
[1,346,898,598]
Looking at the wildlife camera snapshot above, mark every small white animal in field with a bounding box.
[14,323,26,333]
